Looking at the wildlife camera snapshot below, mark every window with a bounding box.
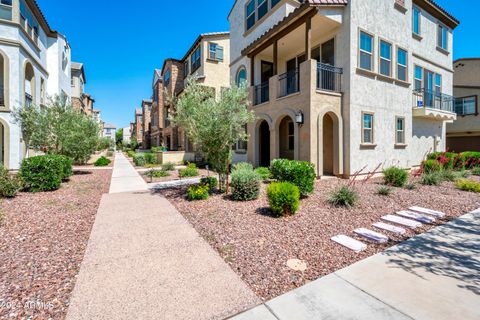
[271,0,280,8]
[246,0,256,31]
[359,31,373,71]
[0,0,13,21]
[379,40,392,77]
[245,0,281,32]
[233,125,248,151]
[236,67,247,86]
[412,6,421,36]
[396,117,405,144]
[397,48,407,81]
[164,69,171,87]
[257,0,268,20]
[191,46,201,72]
[208,43,224,61]
[183,60,189,78]
[438,24,448,50]
[455,96,477,115]
[435,74,442,93]
[414,65,423,90]
[1,0,12,5]
[362,113,374,144]
[288,121,294,150]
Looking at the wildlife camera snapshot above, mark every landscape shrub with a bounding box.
[254,167,272,181]
[20,155,64,192]
[405,182,416,190]
[270,159,316,197]
[427,151,480,170]
[440,170,457,182]
[327,185,358,208]
[200,176,218,192]
[50,155,73,180]
[144,153,157,165]
[420,172,442,186]
[151,146,162,153]
[422,159,442,173]
[133,154,146,166]
[377,186,393,196]
[94,156,111,167]
[179,163,199,178]
[187,184,209,201]
[106,151,114,157]
[127,150,136,158]
[455,179,480,193]
[146,169,169,179]
[267,182,300,216]
[458,152,480,169]
[230,167,261,201]
[383,166,408,187]
[162,162,176,171]
[0,167,23,198]
[472,167,480,176]
[233,162,254,172]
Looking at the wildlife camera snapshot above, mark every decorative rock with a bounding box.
[331,235,367,253]
[354,228,389,243]
[381,215,422,229]
[409,206,446,218]
[372,222,406,235]
[286,259,307,271]
[397,210,436,223]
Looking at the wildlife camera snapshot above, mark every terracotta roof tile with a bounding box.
[307,0,348,5]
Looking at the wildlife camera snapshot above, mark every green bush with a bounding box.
[179,163,199,178]
[144,153,157,165]
[405,182,416,190]
[231,167,261,201]
[440,170,457,182]
[127,150,136,158]
[267,182,300,216]
[423,159,442,173]
[146,169,169,178]
[151,146,162,153]
[420,172,442,186]
[162,162,176,171]
[383,167,408,187]
[51,155,73,180]
[327,185,358,208]
[233,162,254,171]
[455,179,480,193]
[106,151,114,157]
[270,159,316,197]
[187,184,209,201]
[200,176,218,192]
[255,167,272,181]
[0,167,23,198]
[427,151,480,170]
[20,155,64,192]
[472,167,480,176]
[133,154,146,166]
[94,156,111,167]
[377,186,393,196]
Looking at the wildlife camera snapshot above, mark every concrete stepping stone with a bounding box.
[354,228,389,243]
[372,222,406,235]
[397,211,436,224]
[381,215,422,229]
[409,206,446,218]
[331,235,367,253]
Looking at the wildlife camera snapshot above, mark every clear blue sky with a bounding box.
[39,0,479,129]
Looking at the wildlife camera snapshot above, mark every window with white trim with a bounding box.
[412,6,421,36]
[397,48,407,81]
[379,40,392,77]
[359,31,373,71]
[362,113,374,144]
[396,117,405,144]
[438,24,448,50]
[414,65,423,90]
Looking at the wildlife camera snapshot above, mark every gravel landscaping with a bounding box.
[0,169,111,319]
[158,175,480,300]
[141,168,215,183]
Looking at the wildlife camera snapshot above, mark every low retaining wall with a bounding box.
[155,151,195,165]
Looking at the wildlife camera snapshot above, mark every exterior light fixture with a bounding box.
[296,111,304,125]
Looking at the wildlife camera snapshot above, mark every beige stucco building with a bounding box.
[446,58,480,152]
[229,0,459,177]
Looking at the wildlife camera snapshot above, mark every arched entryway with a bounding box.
[259,120,270,167]
[24,61,35,106]
[323,113,334,175]
[279,116,295,160]
[0,49,9,110]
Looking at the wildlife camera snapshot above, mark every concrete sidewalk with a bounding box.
[109,152,148,193]
[67,154,258,320]
[232,209,480,320]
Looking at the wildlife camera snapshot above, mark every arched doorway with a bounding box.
[259,120,270,167]
[323,113,334,175]
[279,116,294,160]
[24,62,35,106]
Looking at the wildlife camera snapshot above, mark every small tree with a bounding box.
[116,128,124,147]
[173,78,255,190]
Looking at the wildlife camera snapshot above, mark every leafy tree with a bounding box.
[116,128,123,146]
[13,96,100,164]
[173,78,255,190]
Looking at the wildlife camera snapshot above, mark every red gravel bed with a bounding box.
[0,169,111,319]
[159,176,480,300]
[141,168,214,183]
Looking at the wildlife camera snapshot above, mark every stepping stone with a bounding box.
[373,222,406,235]
[381,215,422,229]
[354,228,389,243]
[409,206,446,218]
[331,235,367,253]
[397,211,436,224]
[286,259,307,271]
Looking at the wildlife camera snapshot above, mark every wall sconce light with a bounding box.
[295,111,304,126]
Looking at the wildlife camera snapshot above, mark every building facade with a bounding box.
[150,69,163,147]
[71,62,96,116]
[141,99,152,149]
[446,58,480,152]
[229,0,458,177]
[0,0,74,169]
[103,123,116,143]
[133,108,143,145]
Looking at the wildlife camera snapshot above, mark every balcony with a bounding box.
[254,81,269,105]
[278,70,299,98]
[412,89,457,121]
[25,93,33,107]
[317,63,342,93]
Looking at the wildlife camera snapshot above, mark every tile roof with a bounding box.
[307,0,348,4]
[424,0,459,27]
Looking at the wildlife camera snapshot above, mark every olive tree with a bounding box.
[173,78,255,190]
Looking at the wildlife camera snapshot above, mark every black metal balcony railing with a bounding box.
[317,63,342,92]
[278,70,300,98]
[413,88,455,113]
[254,81,269,105]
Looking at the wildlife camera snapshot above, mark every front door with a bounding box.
[261,61,274,83]
[321,38,335,65]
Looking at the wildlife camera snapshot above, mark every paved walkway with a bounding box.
[67,153,258,320]
[109,152,148,193]
[232,209,480,320]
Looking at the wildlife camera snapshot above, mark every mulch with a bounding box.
[159,175,480,301]
[0,169,111,319]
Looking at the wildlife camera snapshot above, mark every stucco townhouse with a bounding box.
[0,0,73,170]
[150,69,163,148]
[132,107,143,145]
[141,98,152,149]
[228,0,459,177]
[71,62,96,116]
[446,58,480,152]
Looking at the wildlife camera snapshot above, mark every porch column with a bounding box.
[305,17,312,60]
[250,56,255,86]
[273,40,278,75]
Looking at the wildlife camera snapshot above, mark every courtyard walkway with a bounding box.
[67,153,258,320]
[232,209,480,320]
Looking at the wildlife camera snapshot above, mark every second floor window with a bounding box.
[359,31,373,71]
[438,24,448,50]
[362,113,374,144]
[208,43,224,62]
[183,60,189,78]
[191,46,201,73]
[379,40,392,77]
[412,6,421,36]
[164,69,171,87]
[245,0,282,32]
[397,48,407,82]
[455,96,477,116]
[414,66,422,90]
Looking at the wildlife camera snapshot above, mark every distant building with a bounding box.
[122,126,131,144]
[103,124,116,143]
[141,99,152,149]
[133,108,143,145]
